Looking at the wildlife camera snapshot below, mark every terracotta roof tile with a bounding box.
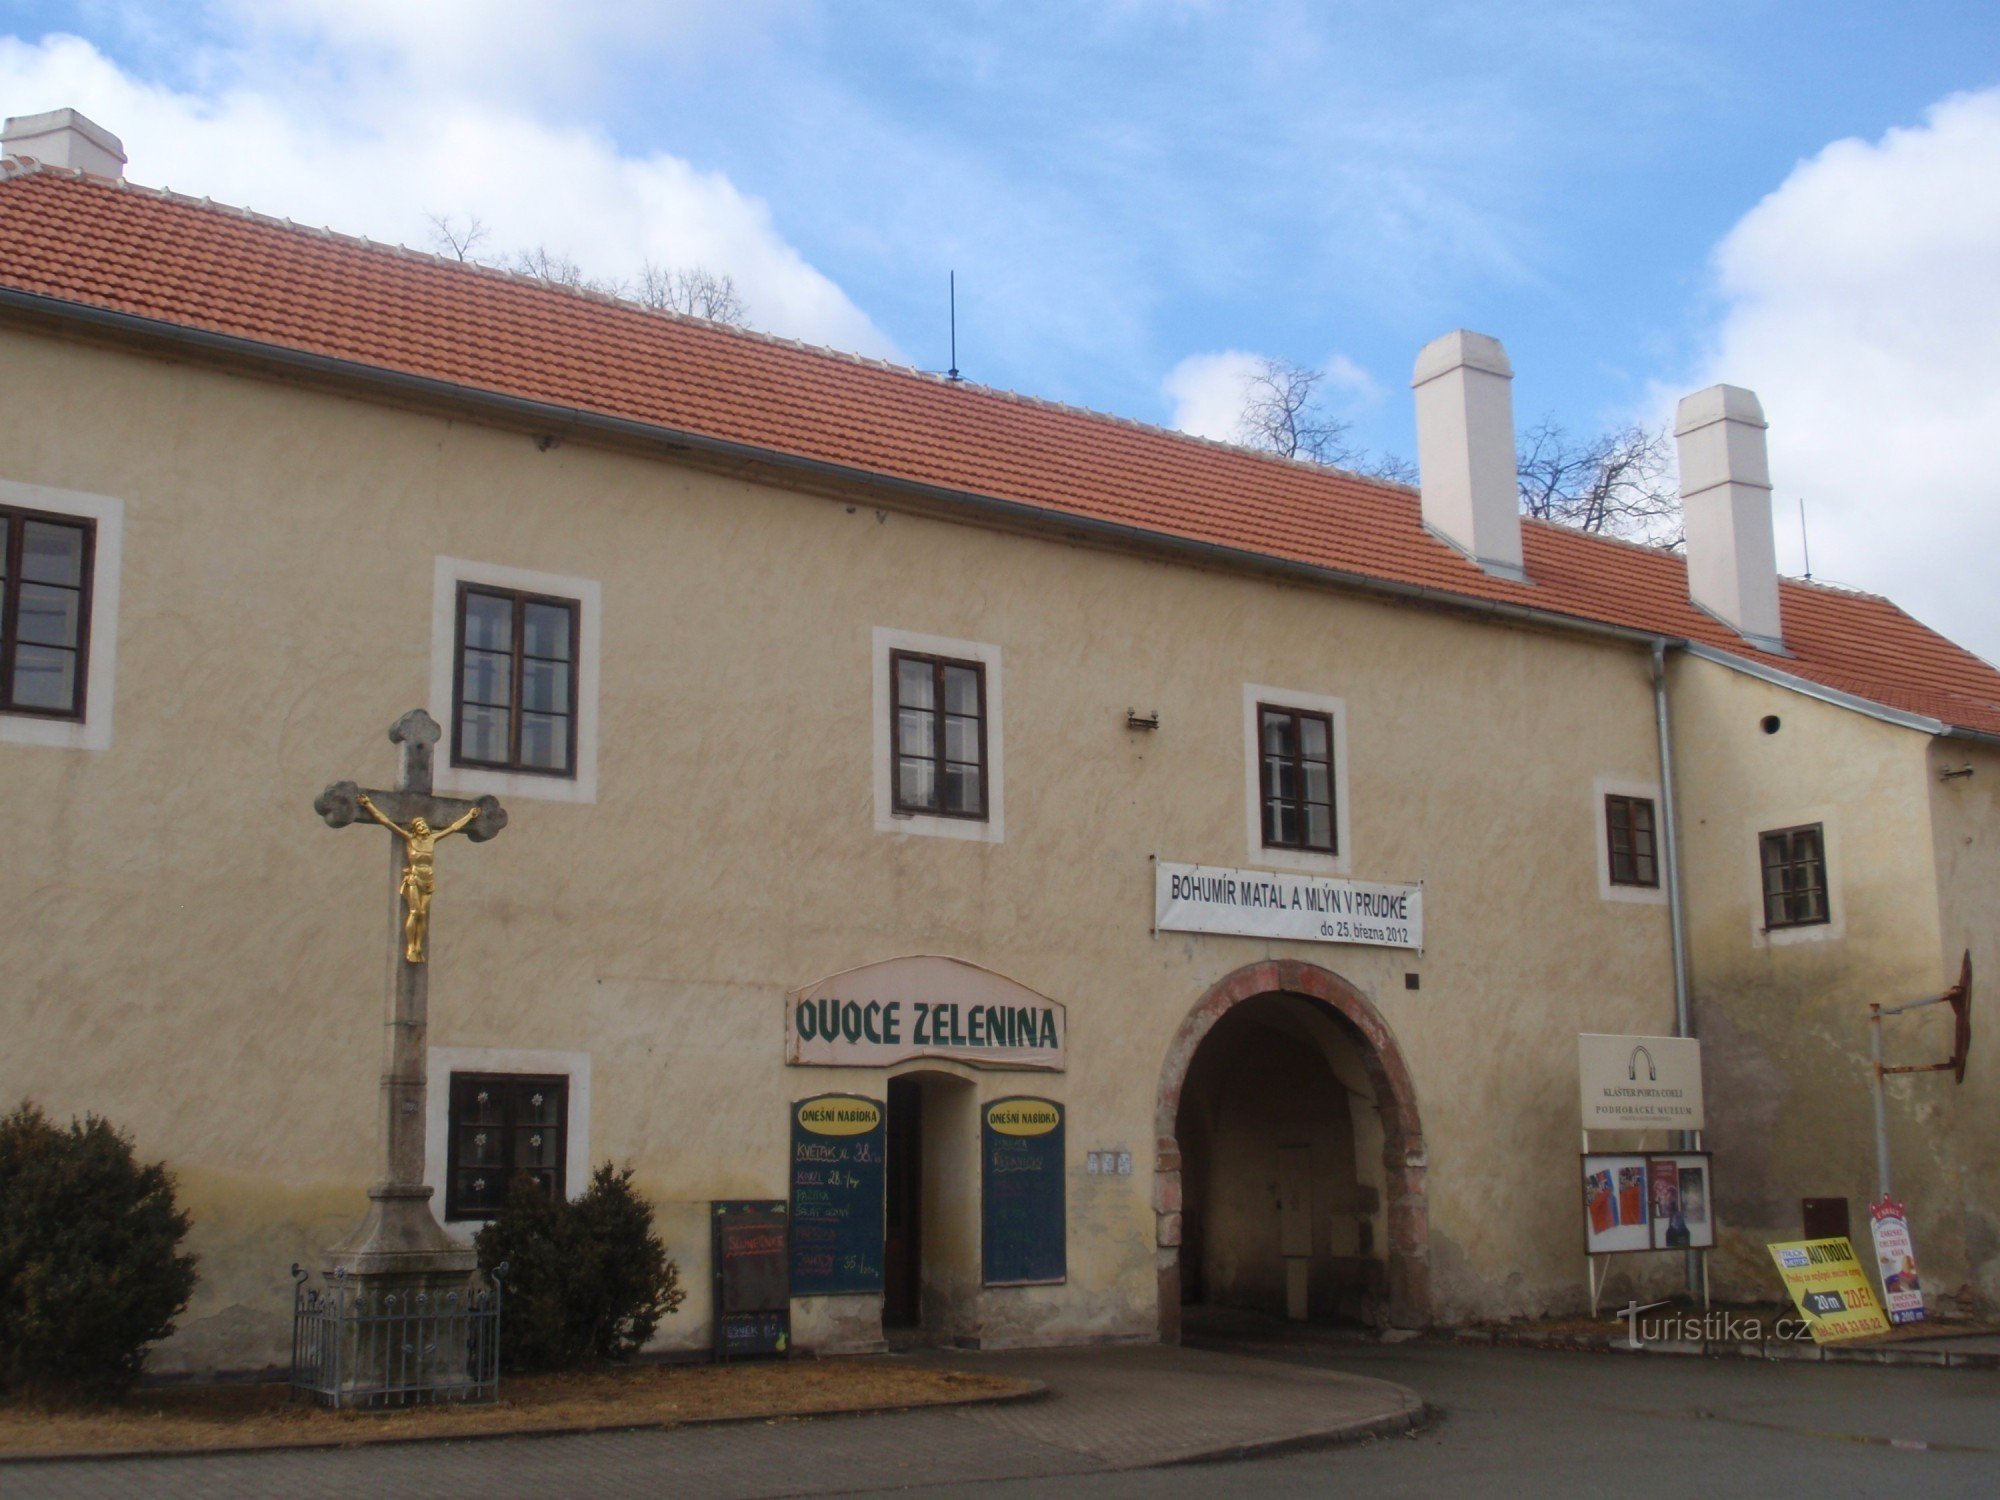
[3,162,1997,736]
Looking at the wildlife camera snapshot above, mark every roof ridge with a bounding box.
[12,167,1428,498]
[9,163,2000,735]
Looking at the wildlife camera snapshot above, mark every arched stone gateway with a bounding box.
[1154,959,1428,1341]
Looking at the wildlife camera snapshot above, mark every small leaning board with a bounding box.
[711,1200,789,1359]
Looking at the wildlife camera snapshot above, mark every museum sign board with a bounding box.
[1577,1033,1705,1131]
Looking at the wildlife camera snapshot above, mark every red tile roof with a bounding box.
[4,160,1997,737]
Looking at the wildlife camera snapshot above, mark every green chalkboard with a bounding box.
[789,1094,885,1296]
[982,1097,1066,1286]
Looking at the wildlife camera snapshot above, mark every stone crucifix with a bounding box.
[313,709,506,1278]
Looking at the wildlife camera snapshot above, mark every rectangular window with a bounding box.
[891,649,987,819]
[446,1073,568,1221]
[0,506,94,720]
[1259,704,1337,853]
[1760,824,1829,929]
[1605,795,1660,888]
[452,583,579,777]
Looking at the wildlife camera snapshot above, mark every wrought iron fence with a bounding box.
[290,1263,506,1408]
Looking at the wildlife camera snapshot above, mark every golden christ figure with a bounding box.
[357,793,481,964]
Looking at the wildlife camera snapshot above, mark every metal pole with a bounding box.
[1651,641,1691,1041]
[1652,641,1699,1293]
[1870,1003,1893,1200]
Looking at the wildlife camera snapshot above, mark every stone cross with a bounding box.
[313,708,507,1278]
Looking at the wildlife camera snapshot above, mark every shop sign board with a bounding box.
[1869,1197,1927,1326]
[788,1095,885,1296]
[788,955,1064,1071]
[1153,861,1422,949]
[1578,1034,1705,1131]
[1768,1237,1892,1343]
[982,1097,1066,1287]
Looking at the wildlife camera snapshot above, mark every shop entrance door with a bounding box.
[884,1075,923,1328]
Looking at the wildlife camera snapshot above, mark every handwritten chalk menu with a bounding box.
[711,1200,790,1359]
[982,1097,1066,1286]
[789,1094,885,1296]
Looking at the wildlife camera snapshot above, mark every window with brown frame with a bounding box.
[891,650,987,818]
[445,1073,568,1221]
[1760,824,1829,929]
[0,506,94,720]
[1605,794,1660,888]
[1259,703,1337,853]
[452,584,580,777]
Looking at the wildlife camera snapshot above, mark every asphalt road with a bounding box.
[10,1335,1997,1498]
[905,1335,2000,1499]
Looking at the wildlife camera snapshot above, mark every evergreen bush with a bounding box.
[0,1102,199,1401]
[474,1163,683,1371]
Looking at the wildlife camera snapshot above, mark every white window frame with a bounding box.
[426,1046,591,1241]
[1243,683,1352,874]
[430,556,601,804]
[0,478,123,752]
[1593,776,1669,906]
[1748,807,1844,948]
[873,626,1005,843]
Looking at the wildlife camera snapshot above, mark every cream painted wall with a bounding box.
[0,327,1683,1369]
[1671,654,1998,1311]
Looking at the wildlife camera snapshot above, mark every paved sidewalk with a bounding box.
[1,1343,1422,1499]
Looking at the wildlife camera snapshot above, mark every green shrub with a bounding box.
[474,1163,684,1372]
[0,1103,199,1401]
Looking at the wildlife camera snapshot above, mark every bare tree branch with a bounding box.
[509,245,620,294]
[424,212,491,263]
[634,263,749,326]
[1516,417,1681,548]
[1234,357,1360,467]
[1353,450,1419,487]
[1231,355,1415,480]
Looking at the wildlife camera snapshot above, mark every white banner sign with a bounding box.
[1153,861,1423,950]
[1869,1197,1926,1325]
[1578,1034,1705,1131]
[787,954,1065,1071]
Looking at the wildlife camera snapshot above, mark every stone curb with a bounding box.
[1448,1328,2000,1370]
[1153,1396,1430,1467]
[0,1376,1050,1467]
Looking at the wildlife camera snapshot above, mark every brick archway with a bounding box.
[1153,959,1429,1338]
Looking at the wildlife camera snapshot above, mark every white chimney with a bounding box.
[1412,330,1525,580]
[1,108,125,178]
[1675,385,1783,649]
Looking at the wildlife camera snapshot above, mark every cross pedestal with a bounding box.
[308,708,508,1405]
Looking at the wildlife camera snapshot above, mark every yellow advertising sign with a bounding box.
[1767,1237,1892,1343]
[986,1099,1061,1137]
[795,1096,883,1136]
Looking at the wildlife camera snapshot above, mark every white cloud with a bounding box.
[1163,349,1264,443]
[1163,348,1383,446]
[1695,88,2000,660]
[0,23,893,358]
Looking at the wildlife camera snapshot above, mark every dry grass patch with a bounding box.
[0,1359,1029,1459]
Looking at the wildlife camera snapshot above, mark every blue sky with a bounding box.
[4,2,2000,653]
